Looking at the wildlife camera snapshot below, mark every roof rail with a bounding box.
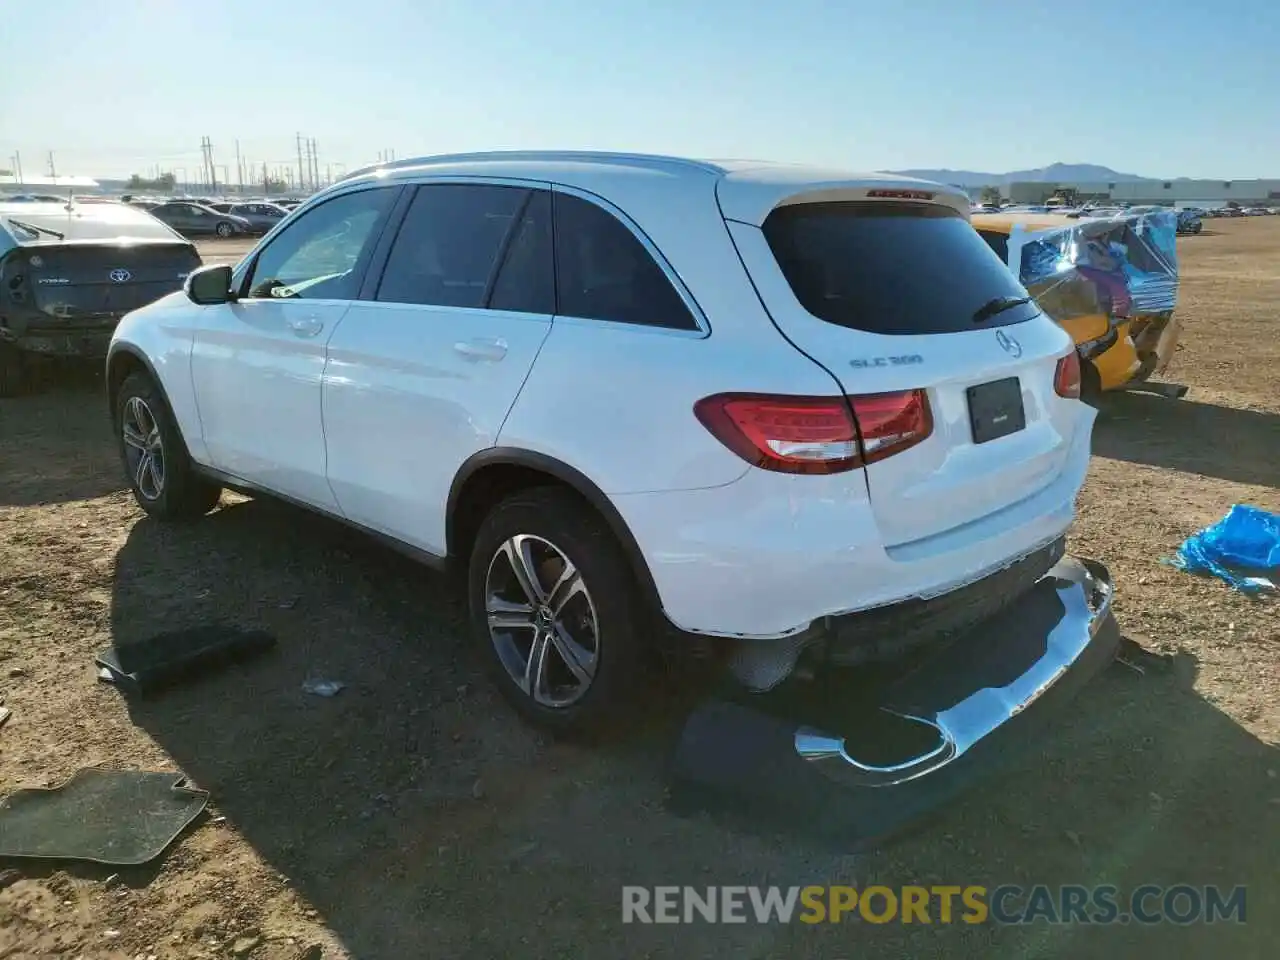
[336,150,724,184]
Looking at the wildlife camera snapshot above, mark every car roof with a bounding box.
[0,200,186,244]
[335,150,970,224]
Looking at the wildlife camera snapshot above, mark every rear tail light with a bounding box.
[849,390,933,464]
[694,390,932,474]
[1054,351,1082,399]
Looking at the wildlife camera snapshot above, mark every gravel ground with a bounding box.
[1,220,1277,959]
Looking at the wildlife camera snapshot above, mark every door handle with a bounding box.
[289,316,324,338]
[453,338,508,362]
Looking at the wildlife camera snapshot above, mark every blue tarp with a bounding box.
[1172,504,1280,592]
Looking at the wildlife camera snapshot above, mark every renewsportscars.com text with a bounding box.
[621,884,1246,925]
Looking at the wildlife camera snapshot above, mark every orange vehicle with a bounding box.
[972,211,1181,398]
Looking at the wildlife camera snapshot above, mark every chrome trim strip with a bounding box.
[795,558,1113,788]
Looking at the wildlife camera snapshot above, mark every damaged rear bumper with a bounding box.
[670,557,1120,842]
[795,557,1116,787]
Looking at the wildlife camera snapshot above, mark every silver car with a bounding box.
[220,202,290,234]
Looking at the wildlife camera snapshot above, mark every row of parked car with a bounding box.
[122,196,305,238]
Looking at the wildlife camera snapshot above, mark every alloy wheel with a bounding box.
[121,396,166,501]
[485,534,600,708]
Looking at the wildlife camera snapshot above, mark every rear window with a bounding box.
[976,228,1009,264]
[762,202,1039,334]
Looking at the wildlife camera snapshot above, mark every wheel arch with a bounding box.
[447,448,663,613]
[105,343,170,415]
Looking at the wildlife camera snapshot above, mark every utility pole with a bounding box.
[310,138,319,190]
[47,151,57,179]
[200,137,218,192]
[262,161,269,194]
[235,139,244,193]
[10,151,21,185]
[296,133,306,192]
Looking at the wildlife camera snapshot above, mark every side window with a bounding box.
[552,192,696,330]
[244,187,396,301]
[376,184,527,308]
[189,206,205,217]
[488,190,554,314]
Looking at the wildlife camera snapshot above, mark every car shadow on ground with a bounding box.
[107,498,1279,958]
[1092,391,1280,488]
[0,364,124,507]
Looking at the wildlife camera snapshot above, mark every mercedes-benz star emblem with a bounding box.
[995,329,1022,358]
[108,269,132,283]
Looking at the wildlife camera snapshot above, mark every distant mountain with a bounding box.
[889,163,1150,188]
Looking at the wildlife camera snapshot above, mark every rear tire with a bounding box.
[0,343,26,398]
[215,221,235,238]
[467,487,647,737]
[115,372,222,520]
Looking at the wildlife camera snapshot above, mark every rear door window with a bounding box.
[552,192,696,330]
[376,184,528,308]
[762,202,1039,334]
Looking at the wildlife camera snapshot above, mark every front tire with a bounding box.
[468,488,646,736]
[115,372,222,519]
[215,221,235,238]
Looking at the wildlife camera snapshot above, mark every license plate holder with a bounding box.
[967,377,1025,444]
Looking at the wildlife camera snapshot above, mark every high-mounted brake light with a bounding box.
[866,189,935,201]
[694,391,932,474]
[1054,351,1082,399]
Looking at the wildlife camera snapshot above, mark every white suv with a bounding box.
[107,151,1092,733]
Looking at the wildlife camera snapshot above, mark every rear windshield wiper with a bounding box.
[6,217,65,240]
[971,295,1031,324]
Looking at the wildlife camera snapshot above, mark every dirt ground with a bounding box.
[1,220,1277,959]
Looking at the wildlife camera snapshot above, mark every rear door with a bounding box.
[722,189,1084,548]
[321,181,555,555]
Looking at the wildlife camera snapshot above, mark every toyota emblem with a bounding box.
[108,268,132,283]
[995,329,1022,358]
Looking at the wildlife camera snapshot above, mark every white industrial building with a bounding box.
[1004,179,1280,206]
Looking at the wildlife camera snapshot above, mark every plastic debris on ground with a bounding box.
[302,679,345,697]
[1171,504,1280,592]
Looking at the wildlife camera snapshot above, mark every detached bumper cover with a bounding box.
[797,557,1114,787]
[670,557,1120,843]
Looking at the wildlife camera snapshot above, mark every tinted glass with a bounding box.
[489,190,554,314]
[553,192,695,329]
[377,184,527,308]
[976,228,1009,264]
[245,187,394,301]
[762,202,1040,334]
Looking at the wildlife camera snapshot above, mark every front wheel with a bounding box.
[468,488,647,736]
[115,372,222,519]
[215,221,235,238]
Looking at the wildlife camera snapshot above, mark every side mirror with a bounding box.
[185,264,236,305]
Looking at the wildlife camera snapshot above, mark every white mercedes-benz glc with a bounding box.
[107,151,1096,735]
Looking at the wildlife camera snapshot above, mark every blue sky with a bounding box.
[2,0,1277,181]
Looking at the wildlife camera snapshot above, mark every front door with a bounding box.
[190,185,401,509]
[323,183,555,555]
